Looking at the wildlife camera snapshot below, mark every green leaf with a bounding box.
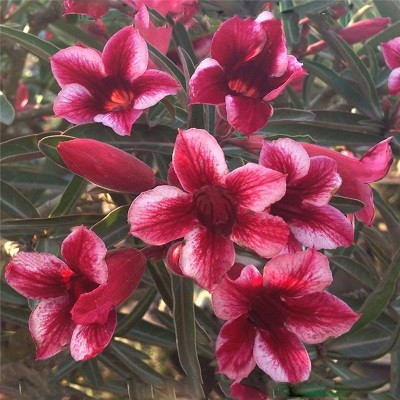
[1,280,27,306]
[368,393,398,400]
[171,275,205,399]
[329,196,365,214]
[1,304,29,326]
[49,176,87,217]
[0,25,60,61]
[268,108,316,123]
[0,132,59,164]
[91,206,129,248]
[392,348,400,398]
[373,0,400,22]
[281,0,346,16]
[38,135,75,168]
[51,356,81,381]
[172,22,197,65]
[147,261,173,309]
[0,91,15,125]
[350,249,400,333]
[360,20,400,52]
[0,179,40,219]
[83,359,104,388]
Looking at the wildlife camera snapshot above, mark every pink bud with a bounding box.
[165,242,184,276]
[57,139,155,194]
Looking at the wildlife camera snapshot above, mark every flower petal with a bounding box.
[180,226,235,290]
[263,248,332,297]
[54,83,99,124]
[226,95,273,136]
[70,310,117,361]
[5,252,70,299]
[286,292,359,344]
[382,37,400,70]
[128,185,197,245]
[133,69,180,109]
[225,163,286,212]
[212,265,262,320]
[231,210,289,258]
[254,327,311,383]
[388,67,400,96]
[260,138,310,184]
[61,226,108,285]
[295,156,341,206]
[211,16,267,69]
[29,295,75,360]
[64,0,109,20]
[216,316,257,380]
[102,26,148,82]
[94,108,143,136]
[230,380,270,400]
[71,249,146,325]
[173,128,228,192]
[189,58,228,105]
[50,46,105,90]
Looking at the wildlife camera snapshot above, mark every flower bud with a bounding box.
[165,242,184,276]
[58,138,155,194]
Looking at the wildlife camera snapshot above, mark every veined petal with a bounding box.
[231,210,289,258]
[254,327,310,383]
[212,265,262,320]
[61,226,108,285]
[226,95,273,136]
[54,84,99,124]
[211,16,267,69]
[29,295,75,360]
[225,163,286,212]
[50,46,105,89]
[180,226,235,290]
[173,129,228,192]
[216,316,257,380]
[128,185,197,245]
[388,68,400,95]
[133,69,179,109]
[281,203,354,249]
[296,156,341,206]
[71,249,146,325]
[189,58,228,105]
[230,380,271,400]
[94,108,143,136]
[5,252,70,299]
[102,26,148,82]
[286,292,359,344]
[263,248,332,297]
[70,310,117,361]
[382,37,400,70]
[260,138,310,184]
[64,0,109,20]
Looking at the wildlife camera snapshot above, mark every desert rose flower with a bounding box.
[5,226,146,361]
[57,138,155,194]
[129,128,290,290]
[64,0,110,19]
[230,380,271,400]
[189,12,304,136]
[259,138,354,250]
[301,139,393,225]
[382,37,400,96]
[51,26,179,136]
[212,248,359,383]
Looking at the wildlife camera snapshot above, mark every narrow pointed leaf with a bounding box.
[0,91,15,125]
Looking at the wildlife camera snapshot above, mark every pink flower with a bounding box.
[64,0,110,20]
[212,248,359,383]
[382,37,400,96]
[189,12,304,136]
[5,226,146,361]
[50,26,179,136]
[259,138,354,250]
[57,138,155,194]
[128,128,289,290]
[230,380,271,400]
[301,139,393,225]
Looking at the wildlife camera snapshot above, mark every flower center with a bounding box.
[61,269,98,302]
[101,76,134,112]
[193,185,236,235]
[228,78,260,98]
[248,290,289,329]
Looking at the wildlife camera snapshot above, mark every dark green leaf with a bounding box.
[0,91,15,125]
[173,22,197,65]
[38,135,75,168]
[268,108,315,123]
[329,196,365,214]
[0,25,60,61]
[147,261,173,309]
[281,0,346,16]
[360,20,400,52]
[51,356,81,381]
[373,0,400,22]
[0,179,40,218]
[1,280,27,306]
[368,393,398,400]
[1,304,29,326]
[392,348,400,398]
[83,359,104,388]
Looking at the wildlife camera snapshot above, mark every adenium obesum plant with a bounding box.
[51,26,179,136]
[5,226,146,361]
[212,248,359,382]
[189,11,305,135]
[129,128,290,290]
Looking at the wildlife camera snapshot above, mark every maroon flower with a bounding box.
[5,226,145,361]
[51,26,179,136]
[301,139,393,225]
[189,12,304,136]
[212,248,359,382]
[259,138,354,251]
[64,0,110,20]
[382,37,400,96]
[128,128,289,290]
